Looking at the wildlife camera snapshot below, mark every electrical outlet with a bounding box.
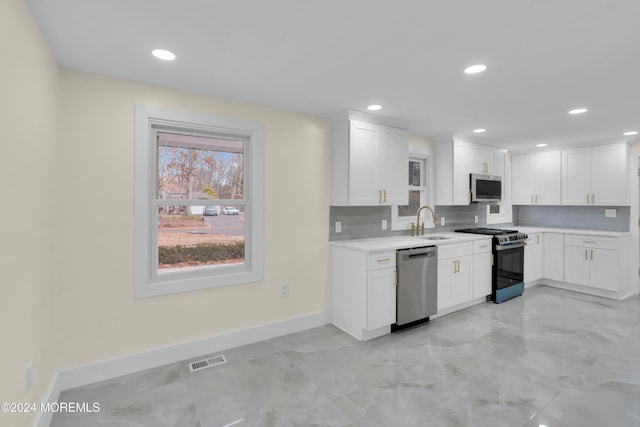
[474,215,478,224]
[335,221,342,233]
[27,363,33,392]
[440,217,446,226]
[381,219,387,230]
[280,284,289,298]
[605,209,617,218]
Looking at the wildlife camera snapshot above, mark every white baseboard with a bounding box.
[36,310,331,427]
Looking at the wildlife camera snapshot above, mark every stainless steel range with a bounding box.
[455,228,528,303]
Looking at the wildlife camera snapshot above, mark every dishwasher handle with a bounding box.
[399,247,437,261]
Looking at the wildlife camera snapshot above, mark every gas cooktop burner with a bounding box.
[454,227,518,236]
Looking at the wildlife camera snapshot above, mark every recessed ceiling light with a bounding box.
[464,64,487,74]
[367,104,382,111]
[623,131,638,136]
[473,128,486,133]
[536,143,548,147]
[568,108,588,115]
[152,49,176,61]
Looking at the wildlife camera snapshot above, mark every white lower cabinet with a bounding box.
[543,233,564,281]
[367,268,397,330]
[524,233,543,283]
[332,248,397,341]
[564,235,618,292]
[472,239,492,298]
[437,242,473,311]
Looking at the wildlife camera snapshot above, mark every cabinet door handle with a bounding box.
[590,250,594,261]
[483,162,488,173]
[383,189,387,203]
[585,249,588,260]
[586,194,590,204]
[376,258,391,263]
[531,194,534,204]
[394,269,398,286]
[583,240,597,244]
[491,254,494,266]
[536,235,540,244]
[535,194,539,204]
[479,244,488,248]
[592,194,595,204]
[378,190,382,204]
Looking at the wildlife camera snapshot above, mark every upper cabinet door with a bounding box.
[591,144,628,206]
[469,144,497,174]
[533,151,561,204]
[452,140,472,205]
[562,148,592,205]
[348,120,385,205]
[331,117,409,206]
[511,151,560,205]
[511,155,534,205]
[562,143,629,206]
[383,127,409,206]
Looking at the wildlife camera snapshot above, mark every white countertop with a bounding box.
[330,232,490,253]
[512,226,631,238]
[330,227,631,253]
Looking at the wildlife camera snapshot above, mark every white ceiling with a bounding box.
[28,0,640,150]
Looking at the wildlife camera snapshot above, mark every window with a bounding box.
[134,106,264,298]
[392,153,433,230]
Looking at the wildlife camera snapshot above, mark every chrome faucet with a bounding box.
[412,205,437,236]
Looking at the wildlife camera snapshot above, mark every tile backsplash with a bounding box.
[329,204,630,240]
[329,204,508,240]
[514,205,630,231]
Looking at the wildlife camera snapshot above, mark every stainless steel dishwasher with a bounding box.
[395,246,437,327]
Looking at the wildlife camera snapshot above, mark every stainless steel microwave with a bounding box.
[470,173,502,202]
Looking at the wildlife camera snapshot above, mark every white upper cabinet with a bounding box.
[332,115,409,206]
[512,151,561,205]
[470,143,497,174]
[562,143,629,206]
[435,135,504,205]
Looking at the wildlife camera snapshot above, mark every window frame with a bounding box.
[134,106,264,298]
[391,152,434,230]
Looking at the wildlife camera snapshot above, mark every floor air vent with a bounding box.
[189,355,227,372]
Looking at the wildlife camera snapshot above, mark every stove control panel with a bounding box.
[496,233,528,245]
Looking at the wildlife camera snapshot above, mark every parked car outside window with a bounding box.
[222,207,240,215]
[203,206,218,216]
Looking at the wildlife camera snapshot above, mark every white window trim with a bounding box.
[486,160,513,225]
[134,106,264,298]
[391,151,435,231]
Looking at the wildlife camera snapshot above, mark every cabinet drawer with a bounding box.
[438,242,473,259]
[368,251,396,270]
[473,239,492,254]
[565,234,618,250]
[525,233,542,246]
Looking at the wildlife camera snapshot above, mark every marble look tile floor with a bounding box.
[51,286,640,427]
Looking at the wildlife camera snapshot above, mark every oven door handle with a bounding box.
[495,242,527,251]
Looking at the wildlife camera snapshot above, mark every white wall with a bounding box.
[1,3,332,423]
[51,70,332,373]
[0,1,60,426]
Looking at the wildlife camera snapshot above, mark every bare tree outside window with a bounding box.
[155,132,246,272]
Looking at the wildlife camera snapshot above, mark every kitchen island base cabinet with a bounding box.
[331,247,396,341]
